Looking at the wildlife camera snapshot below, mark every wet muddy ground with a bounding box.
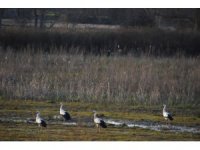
[0,100,200,141]
[0,116,199,134]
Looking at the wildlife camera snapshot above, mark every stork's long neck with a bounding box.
[36,113,40,118]
[60,105,63,110]
[163,105,166,113]
[94,112,97,119]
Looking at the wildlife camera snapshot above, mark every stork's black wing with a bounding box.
[63,112,71,121]
[100,120,107,128]
[168,114,174,121]
[41,120,47,127]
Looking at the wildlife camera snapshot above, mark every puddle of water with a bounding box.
[104,119,200,134]
[50,121,77,126]
[0,117,78,126]
[0,117,28,124]
[0,117,199,134]
[104,119,125,126]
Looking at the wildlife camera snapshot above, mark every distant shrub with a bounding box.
[0,28,200,56]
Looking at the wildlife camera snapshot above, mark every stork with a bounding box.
[163,104,174,122]
[60,103,71,121]
[35,111,47,127]
[93,111,107,132]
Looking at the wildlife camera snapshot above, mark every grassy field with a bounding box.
[1,10,200,142]
[0,52,200,106]
[0,49,200,141]
[0,100,199,141]
[1,122,199,141]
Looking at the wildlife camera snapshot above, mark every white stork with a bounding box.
[93,111,107,132]
[35,111,47,127]
[60,103,71,121]
[163,104,174,122]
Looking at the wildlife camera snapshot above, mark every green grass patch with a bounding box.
[0,99,200,140]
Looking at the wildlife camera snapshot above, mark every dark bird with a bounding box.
[163,104,174,121]
[35,111,47,127]
[60,103,71,121]
[93,111,107,132]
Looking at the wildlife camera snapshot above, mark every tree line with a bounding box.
[0,8,200,30]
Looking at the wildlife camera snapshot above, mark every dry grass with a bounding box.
[0,50,200,106]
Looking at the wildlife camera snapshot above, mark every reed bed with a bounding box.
[0,49,199,106]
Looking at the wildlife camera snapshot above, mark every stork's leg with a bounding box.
[38,124,41,133]
[62,116,65,122]
[166,119,171,128]
[164,118,168,125]
[96,124,99,133]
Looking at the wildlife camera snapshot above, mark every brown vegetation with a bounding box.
[0,50,199,106]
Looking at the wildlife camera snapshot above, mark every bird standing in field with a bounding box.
[93,111,107,132]
[35,111,47,127]
[60,103,71,121]
[163,104,174,122]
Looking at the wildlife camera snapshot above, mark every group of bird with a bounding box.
[35,103,173,131]
[35,103,71,128]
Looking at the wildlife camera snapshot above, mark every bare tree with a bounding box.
[194,8,200,31]
[33,9,39,28]
[39,9,45,28]
[0,9,5,29]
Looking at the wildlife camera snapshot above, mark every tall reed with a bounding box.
[0,48,199,106]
